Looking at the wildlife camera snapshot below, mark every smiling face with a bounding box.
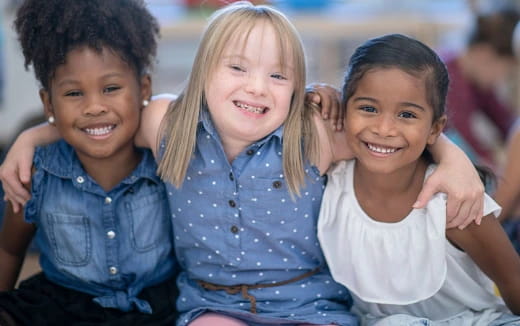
[204,20,295,156]
[345,67,445,175]
[40,46,150,164]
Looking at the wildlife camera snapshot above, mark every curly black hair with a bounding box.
[14,0,160,90]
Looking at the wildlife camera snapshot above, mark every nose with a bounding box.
[83,95,108,116]
[372,114,397,137]
[244,72,267,96]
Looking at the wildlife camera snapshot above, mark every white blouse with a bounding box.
[318,160,507,321]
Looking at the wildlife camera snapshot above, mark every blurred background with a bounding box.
[3,0,520,281]
[0,0,519,164]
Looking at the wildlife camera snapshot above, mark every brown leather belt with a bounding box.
[197,267,320,314]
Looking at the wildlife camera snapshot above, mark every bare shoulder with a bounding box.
[149,93,177,111]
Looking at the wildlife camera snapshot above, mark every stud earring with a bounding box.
[142,99,149,107]
[48,116,55,124]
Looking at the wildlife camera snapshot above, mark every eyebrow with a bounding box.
[352,96,425,111]
[55,72,125,88]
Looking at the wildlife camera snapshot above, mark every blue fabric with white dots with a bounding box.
[25,140,175,313]
[164,108,357,325]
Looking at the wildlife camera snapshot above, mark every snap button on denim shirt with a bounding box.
[25,140,175,313]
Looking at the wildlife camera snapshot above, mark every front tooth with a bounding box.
[86,126,112,135]
[237,102,263,113]
[368,144,395,153]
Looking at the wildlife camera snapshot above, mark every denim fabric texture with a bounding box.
[25,140,176,313]
[163,108,357,326]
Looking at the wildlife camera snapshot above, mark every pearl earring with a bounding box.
[48,116,55,124]
[143,99,149,107]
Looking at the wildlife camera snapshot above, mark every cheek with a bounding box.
[275,87,294,116]
[278,84,294,103]
[344,118,361,145]
[345,113,361,133]
[53,108,72,123]
[203,73,219,104]
[204,86,219,113]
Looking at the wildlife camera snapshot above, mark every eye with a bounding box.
[104,85,121,93]
[398,111,417,119]
[359,105,376,113]
[271,73,287,81]
[229,64,245,72]
[65,90,82,97]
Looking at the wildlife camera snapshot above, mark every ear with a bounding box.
[140,74,152,105]
[427,114,447,145]
[39,88,54,119]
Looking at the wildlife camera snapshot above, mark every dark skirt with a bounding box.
[0,272,178,326]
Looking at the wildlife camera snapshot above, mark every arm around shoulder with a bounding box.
[135,94,176,158]
[0,123,60,211]
[422,133,484,229]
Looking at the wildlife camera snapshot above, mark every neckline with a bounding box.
[347,160,422,229]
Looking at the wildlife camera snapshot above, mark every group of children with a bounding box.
[0,0,519,325]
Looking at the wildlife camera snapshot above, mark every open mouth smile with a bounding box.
[234,100,269,114]
[83,124,116,136]
[366,142,399,154]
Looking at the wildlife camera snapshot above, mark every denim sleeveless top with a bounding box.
[163,109,357,325]
[26,140,176,314]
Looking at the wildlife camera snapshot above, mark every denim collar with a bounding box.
[36,140,161,186]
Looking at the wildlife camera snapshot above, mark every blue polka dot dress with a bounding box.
[163,109,357,326]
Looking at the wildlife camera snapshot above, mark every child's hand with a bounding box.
[305,83,343,131]
[417,169,484,229]
[0,135,36,213]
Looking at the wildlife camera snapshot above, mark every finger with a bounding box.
[8,197,21,214]
[336,93,345,131]
[19,166,32,184]
[413,180,437,209]
[470,198,484,226]
[4,182,30,207]
[325,89,339,127]
[304,91,317,103]
[445,194,463,227]
[319,92,332,121]
[313,93,329,119]
[446,198,471,229]
[312,93,321,104]
[458,204,475,230]
[455,190,484,229]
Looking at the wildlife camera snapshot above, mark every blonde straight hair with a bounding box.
[157,1,319,196]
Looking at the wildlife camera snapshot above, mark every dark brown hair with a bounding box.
[468,7,520,57]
